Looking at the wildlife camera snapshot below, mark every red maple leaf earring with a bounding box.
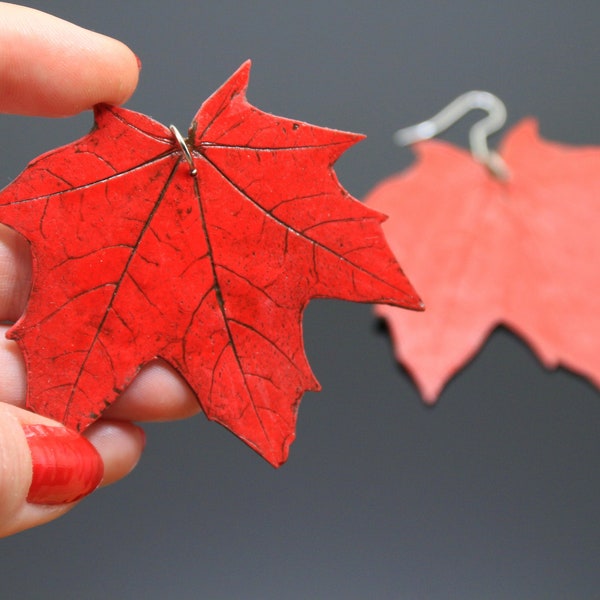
[364,91,600,402]
[0,61,423,466]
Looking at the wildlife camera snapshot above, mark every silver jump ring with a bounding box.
[169,125,197,176]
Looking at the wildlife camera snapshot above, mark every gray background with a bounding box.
[1,1,599,598]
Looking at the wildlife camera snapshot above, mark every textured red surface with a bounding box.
[0,62,422,466]
[365,120,600,402]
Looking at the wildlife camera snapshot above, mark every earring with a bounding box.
[365,91,600,402]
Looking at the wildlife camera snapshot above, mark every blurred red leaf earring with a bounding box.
[364,91,600,401]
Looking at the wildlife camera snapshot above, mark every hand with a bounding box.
[0,3,200,537]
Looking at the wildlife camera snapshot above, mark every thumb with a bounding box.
[0,403,103,538]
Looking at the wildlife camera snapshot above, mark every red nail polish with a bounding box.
[23,424,104,505]
[135,54,142,70]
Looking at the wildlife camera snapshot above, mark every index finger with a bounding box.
[0,3,140,116]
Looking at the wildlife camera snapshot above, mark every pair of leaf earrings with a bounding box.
[0,62,597,467]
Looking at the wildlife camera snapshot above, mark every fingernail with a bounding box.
[23,425,104,505]
[135,54,142,70]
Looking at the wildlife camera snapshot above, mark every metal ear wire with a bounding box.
[393,91,509,179]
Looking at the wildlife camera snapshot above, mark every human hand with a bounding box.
[0,3,200,537]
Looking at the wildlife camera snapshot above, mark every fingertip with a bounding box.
[84,420,145,487]
[0,404,79,537]
[104,359,201,422]
[0,4,141,116]
[76,34,141,110]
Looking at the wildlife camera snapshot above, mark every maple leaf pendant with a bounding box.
[0,61,422,466]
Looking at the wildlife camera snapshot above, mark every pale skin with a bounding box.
[0,3,200,537]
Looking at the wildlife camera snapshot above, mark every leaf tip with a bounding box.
[347,131,367,149]
[250,432,295,469]
[501,117,540,149]
[231,59,253,92]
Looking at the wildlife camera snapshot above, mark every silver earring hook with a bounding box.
[393,91,509,179]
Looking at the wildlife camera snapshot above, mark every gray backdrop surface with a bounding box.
[1,2,599,598]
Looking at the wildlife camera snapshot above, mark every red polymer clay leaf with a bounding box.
[365,119,600,402]
[0,62,422,466]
